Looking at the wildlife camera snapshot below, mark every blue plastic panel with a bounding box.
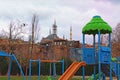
[100,46,111,64]
[82,48,95,64]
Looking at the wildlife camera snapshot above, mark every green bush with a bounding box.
[0,57,8,75]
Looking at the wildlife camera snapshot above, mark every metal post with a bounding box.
[118,63,120,80]
[29,59,32,80]
[82,34,85,48]
[82,66,85,80]
[109,34,111,48]
[8,56,12,80]
[109,34,112,80]
[93,34,96,48]
[118,62,120,80]
[82,33,85,80]
[52,63,55,80]
[38,60,41,80]
[98,31,101,80]
[110,62,112,80]
[52,62,56,80]
[116,64,118,80]
[82,34,85,62]
[61,59,64,74]
[54,62,56,77]
[93,34,96,80]
[94,65,96,80]
[50,63,52,75]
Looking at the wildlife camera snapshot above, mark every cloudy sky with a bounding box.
[0,0,120,43]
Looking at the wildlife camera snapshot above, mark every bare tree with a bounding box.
[101,34,109,45]
[30,14,40,59]
[1,20,26,53]
[112,23,120,43]
[0,29,9,39]
[100,23,120,45]
[8,20,26,53]
[0,20,27,75]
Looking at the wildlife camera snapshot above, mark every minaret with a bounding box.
[63,35,65,39]
[70,26,72,41]
[49,28,51,35]
[53,20,57,35]
[53,20,57,39]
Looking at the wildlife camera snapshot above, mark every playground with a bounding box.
[0,15,120,80]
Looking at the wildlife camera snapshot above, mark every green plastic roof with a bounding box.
[82,16,112,34]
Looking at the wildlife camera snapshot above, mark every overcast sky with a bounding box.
[0,0,120,43]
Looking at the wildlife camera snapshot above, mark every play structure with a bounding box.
[29,59,64,80]
[70,15,120,80]
[0,51,26,80]
[82,15,112,80]
[1,15,120,80]
[0,51,64,80]
[58,15,113,80]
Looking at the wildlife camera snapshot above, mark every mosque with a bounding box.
[40,20,80,60]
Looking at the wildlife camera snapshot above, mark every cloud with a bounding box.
[102,0,120,4]
[0,0,120,43]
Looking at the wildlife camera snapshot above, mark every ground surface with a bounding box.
[0,76,86,80]
[0,76,117,80]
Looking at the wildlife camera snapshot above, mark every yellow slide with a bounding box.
[59,62,86,80]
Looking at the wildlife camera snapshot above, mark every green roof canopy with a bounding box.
[82,16,112,34]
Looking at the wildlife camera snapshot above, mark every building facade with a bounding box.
[40,21,80,60]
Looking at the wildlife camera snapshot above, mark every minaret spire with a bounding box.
[53,19,57,35]
[54,19,56,25]
[49,28,51,35]
[53,19,57,39]
[70,26,72,41]
[63,35,65,39]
